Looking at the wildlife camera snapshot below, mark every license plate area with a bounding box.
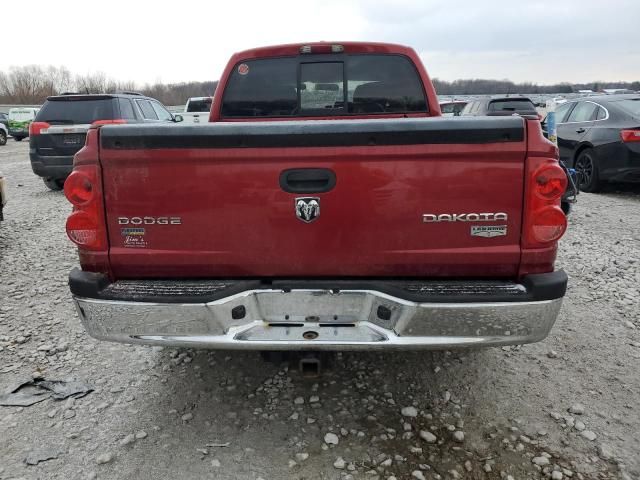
[234,322,387,343]
[254,290,370,324]
[63,134,84,145]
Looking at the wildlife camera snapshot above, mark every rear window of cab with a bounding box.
[221,54,428,118]
[187,99,213,112]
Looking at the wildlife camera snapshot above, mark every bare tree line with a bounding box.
[0,65,217,105]
[1,65,638,106]
[141,81,218,106]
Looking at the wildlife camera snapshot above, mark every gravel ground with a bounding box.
[0,140,638,480]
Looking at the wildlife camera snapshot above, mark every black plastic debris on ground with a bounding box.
[0,378,94,407]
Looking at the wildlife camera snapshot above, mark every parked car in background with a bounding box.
[8,107,39,141]
[0,122,7,146]
[461,97,539,118]
[543,94,640,192]
[30,92,180,190]
[181,96,213,123]
[0,112,9,129]
[439,100,467,117]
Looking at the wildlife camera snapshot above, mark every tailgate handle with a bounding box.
[280,168,336,193]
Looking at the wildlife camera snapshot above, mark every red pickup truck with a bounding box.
[64,42,568,351]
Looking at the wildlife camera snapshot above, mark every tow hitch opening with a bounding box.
[258,351,335,377]
[299,354,322,377]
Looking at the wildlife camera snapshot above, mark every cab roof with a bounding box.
[231,41,417,61]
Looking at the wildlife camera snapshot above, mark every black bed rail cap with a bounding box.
[99,116,525,150]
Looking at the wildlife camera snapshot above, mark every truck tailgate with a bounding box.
[98,117,527,278]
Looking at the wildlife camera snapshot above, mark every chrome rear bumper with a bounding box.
[73,288,563,350]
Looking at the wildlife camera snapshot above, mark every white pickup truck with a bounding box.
[180,96,213,123]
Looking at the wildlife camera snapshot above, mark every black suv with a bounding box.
[30,92,182,190]
[461,96,539,117]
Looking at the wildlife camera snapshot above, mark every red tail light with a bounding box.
[64,166,107,251]
[620,129,640,142]
[91,119,127,126]
[64,169,95,206]
[523,159,567,248]
[534,165,568,200]
[530,207,567,243]
[29,121,50,136]
[66,211,102,247]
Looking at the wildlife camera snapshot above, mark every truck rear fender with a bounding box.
[63,127,112,276]
[519,118,567,277]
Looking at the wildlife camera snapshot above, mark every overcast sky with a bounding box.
[3,0,639,85]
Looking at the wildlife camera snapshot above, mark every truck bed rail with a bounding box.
[99,117,525,150]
